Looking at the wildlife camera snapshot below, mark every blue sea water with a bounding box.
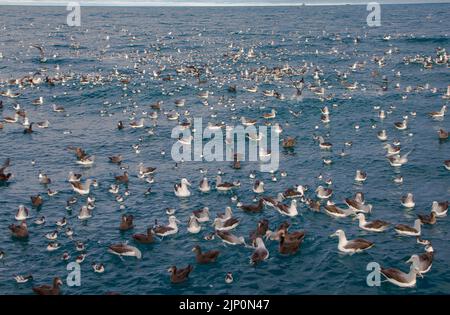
[0,4,449,295]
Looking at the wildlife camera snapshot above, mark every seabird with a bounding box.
[278,229,305,255]
[216,230,246,246]
[46,242,61,252]
[217,206,233,222]
[377,130,388,141]
[394,118,408,130]
[9,221,29,239]
[324,201,354,218]
[109,155,123,164]
[15,205,29,221]
[0,158,12,183]
[431,201,448,217]
[438,129,449,140]
[108,243,142,259]
[283,185,306,199]
[401,193,415,208]
[282,136,296,148]
[119,214,134,231]
[92,263,105,273]
[154,216,179,237]
[253,180,265,193]
[14,274,33,283]
[225,272,233,284]
[380,264,422,288]
[187,216,201,234]
[215,175,236,191]
[32,278,63,296]
[444,160,450,170]
[316,185,332,199]
[250,237,269,265]
[174,178,191,197]
[407,245,434,274]
[354,213,389,232]
[238,199,264,213]
[417,211,436,225]
[429,105,447,118]
[115,171,129,184]
[56,217,67,227]
[192,207,210,222]
[192,245,220,264]
[199,177,211,192]
[213,217,239,231]
[316,136,332,150]
[129,118,144,128]
[70,179,92,195]
[395,219,422,236]
[168,265,193,284]
[354,170,367,182]
[330,229,374,254]
[68,171,82,183]
[133,228,154,244]
[138,163,156,176]
[275,199,298,217]
[34,216,45,225]
[78,206,92,220]
[345,198,372,213]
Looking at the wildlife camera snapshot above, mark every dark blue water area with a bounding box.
[0,4,449,294]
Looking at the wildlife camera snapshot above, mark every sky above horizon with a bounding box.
[1,0,450,5]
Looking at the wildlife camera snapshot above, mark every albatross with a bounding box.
[330,229,374,254]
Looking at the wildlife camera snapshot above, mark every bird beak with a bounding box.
[186,181,191,186]
[330,232,337,237]
[191,247,195,252]
[406,258,412,264]
[352,216,358,221]
[175,219,181,224]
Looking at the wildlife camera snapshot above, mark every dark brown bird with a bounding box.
[192,245,220,264]
[31,194,43,208]
[23,122,33,134]
[0,158,12,183]
[282,136,296,148]
[132,228,154,243]
[109,155,123,164]
[115,171,129,184]
[279,230,305,255]
[67,146,87,160]
[249,219,269,245]
[438,129,448,140]
[232,153,241,169]
[237,199,264,213]
[168,265,193,283]
[9,221,29,239]
[32,277,63,295]
[117,121,124,130]
[119,214,134,231]
[418,212,437,225]
[151,101,162,110]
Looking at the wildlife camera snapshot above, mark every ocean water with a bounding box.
[0,4,449,295]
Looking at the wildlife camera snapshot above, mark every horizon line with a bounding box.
[1,1,450,7]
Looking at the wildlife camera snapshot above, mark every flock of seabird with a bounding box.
[0,20,449,295]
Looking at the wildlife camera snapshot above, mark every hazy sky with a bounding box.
[0,0,449,5]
